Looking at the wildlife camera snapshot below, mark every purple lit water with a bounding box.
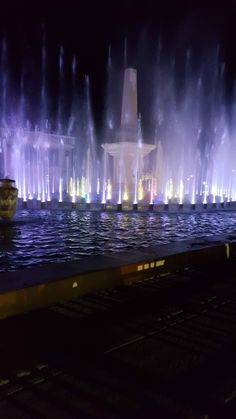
[0,210,236,272]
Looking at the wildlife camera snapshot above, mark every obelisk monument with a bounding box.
[102,68,155,202]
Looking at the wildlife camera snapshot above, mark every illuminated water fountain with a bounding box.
[102,68,155,206]
[0,39,77,204]
[101,47,236,209]
[0,38,100,207]
[0,36,236,210]
[1,128,75,203]
[150,48,236,206]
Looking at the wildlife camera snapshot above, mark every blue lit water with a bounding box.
[0,210,236,272]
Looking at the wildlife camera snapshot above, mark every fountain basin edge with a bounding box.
[0,233,235,320]
[16,198,236,212]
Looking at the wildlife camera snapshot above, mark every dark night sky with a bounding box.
[1,0,236,128]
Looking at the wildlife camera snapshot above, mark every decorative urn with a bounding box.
[0,179,18,220]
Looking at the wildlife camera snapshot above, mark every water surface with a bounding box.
[0,210,235,272]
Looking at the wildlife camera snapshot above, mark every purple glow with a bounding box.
[0,41,235,207]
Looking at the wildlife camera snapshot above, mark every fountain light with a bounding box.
[118,177,122,205]
[164,187,168,205]
[179,180,184,205]
[86,195,90,204]
[59,177,63,202]
[101,180,106,204]
[76,178,80,196]
[69,177,73,196]
[106,179,112,200]
[167,178,173,200]
[23,182,27,202]
[138,179,144,201]
[41,188,45,202]
[123,187,129,202]
[80,176,85,198]
[1,44,236,208]
[96,178,100,195]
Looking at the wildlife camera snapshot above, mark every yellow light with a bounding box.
[138,179,143,201]
[156,259,165,267]
[69,177,73,196]
[225,243,230,259]
[152,178,157,196]
[123,184,129,201]
[107,179,112,200]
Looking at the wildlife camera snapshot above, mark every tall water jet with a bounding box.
[83,75,98,203]
[67,55,77,136]
[57,44,64,134]
[0,35,235,209]
[41,26,47,130]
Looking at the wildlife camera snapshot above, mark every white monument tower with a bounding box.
[102,68,156,203]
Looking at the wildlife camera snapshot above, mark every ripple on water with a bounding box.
[0,210,236,271]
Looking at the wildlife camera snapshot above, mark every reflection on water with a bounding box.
[0,210,236,272]
[0,223,18,250]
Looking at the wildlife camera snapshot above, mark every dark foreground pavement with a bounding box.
[0,262,236,418]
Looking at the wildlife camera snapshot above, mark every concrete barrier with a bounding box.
[15,198,236,212]
[0,234,236,320]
